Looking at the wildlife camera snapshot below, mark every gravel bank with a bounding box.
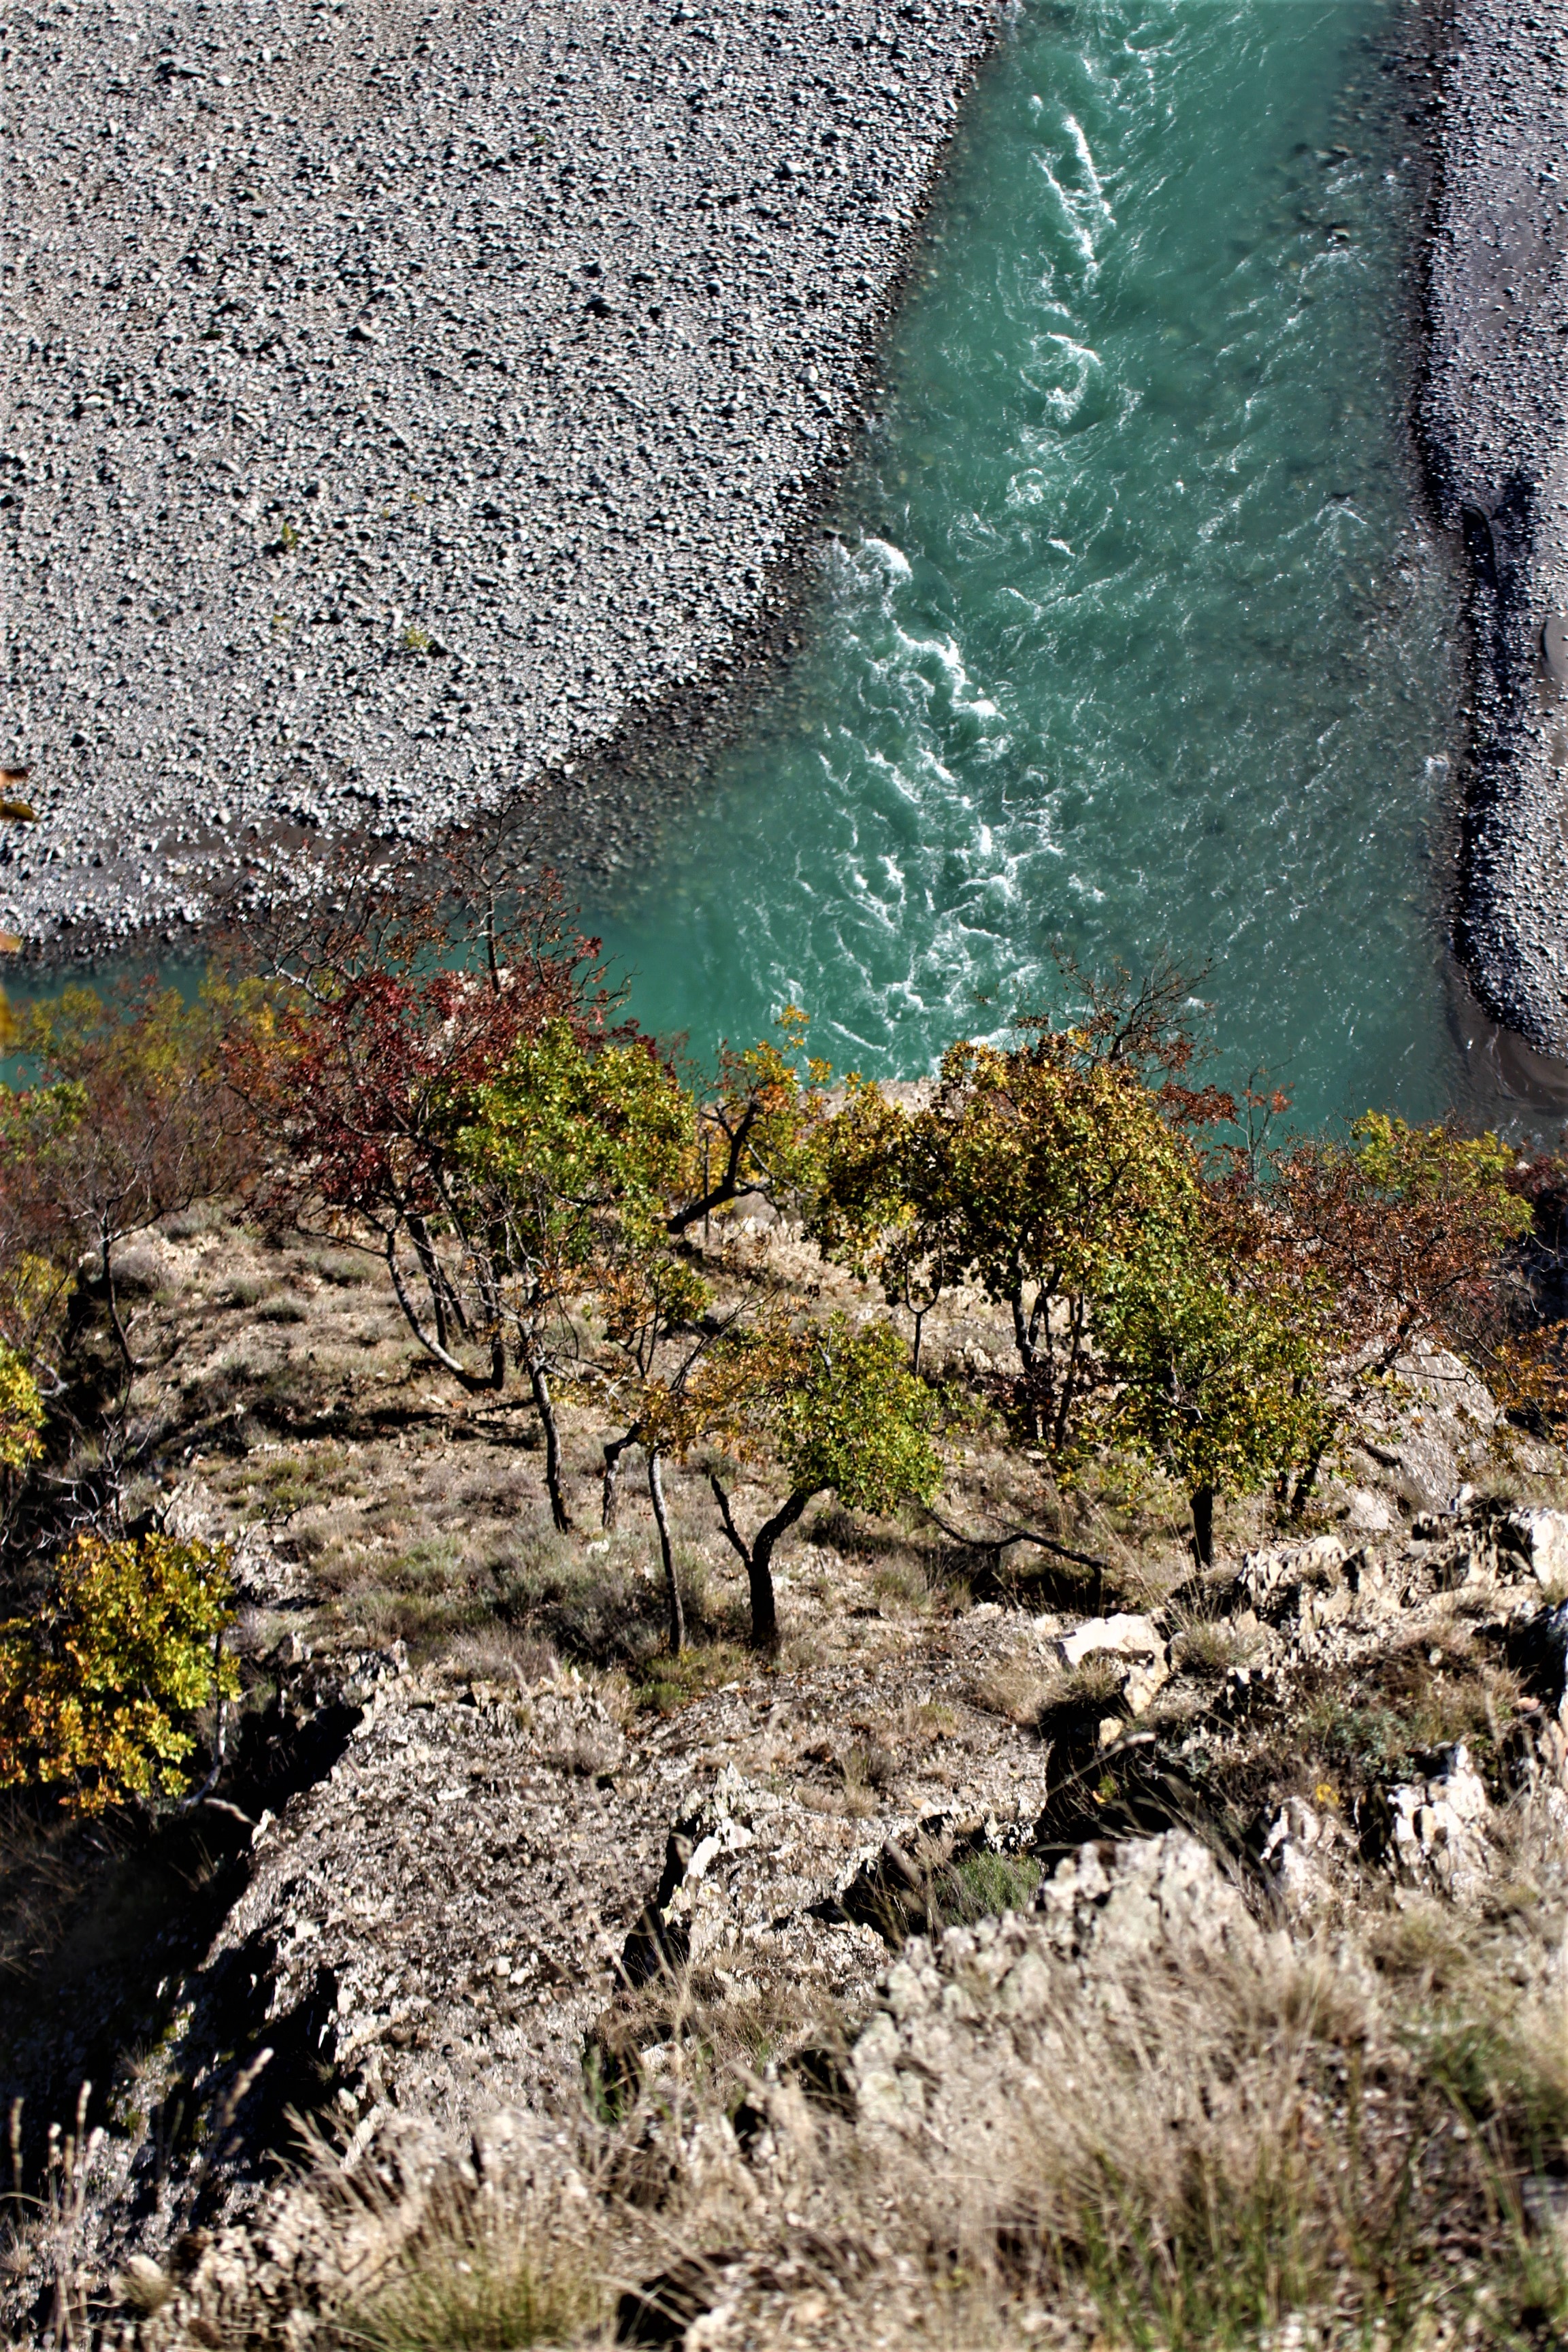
[1422,0,1568,1065]
[1,0,998,953]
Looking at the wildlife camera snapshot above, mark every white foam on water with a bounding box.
[590,0,1467,1124]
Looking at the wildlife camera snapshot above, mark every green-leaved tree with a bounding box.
[811,995,1212,1459]
[674,1313,940,1647]
[1094,1199,1326,1568]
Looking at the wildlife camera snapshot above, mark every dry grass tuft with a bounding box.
[1172,1616,1257,1679]
[162,1835,1568,2352]
[299,2142,606,2352]
[968,1652,1053,1726]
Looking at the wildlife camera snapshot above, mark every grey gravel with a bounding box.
[1422,0,1568,1064]
[1,0,997,952]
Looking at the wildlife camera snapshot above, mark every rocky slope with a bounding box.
[1,0,998,953]
[3,1204,1568,2345]
[11,1479,1568,2344]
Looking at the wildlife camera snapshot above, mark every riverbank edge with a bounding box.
[1416,0,1568,1079]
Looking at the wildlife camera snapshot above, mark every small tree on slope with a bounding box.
[1094,1203,1326,1569]
[662,1313,940,1648]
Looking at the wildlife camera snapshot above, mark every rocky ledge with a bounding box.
[1,0,998,952]
[10,1491,1568,2342]
[1422,0,1568,1065]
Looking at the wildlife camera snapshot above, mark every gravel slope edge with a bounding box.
[1,0,1002,957]
[1422,0,1568,1068]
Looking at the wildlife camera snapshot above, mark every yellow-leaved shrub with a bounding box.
[0,1531,238,1812]
[0,1342,43,1471]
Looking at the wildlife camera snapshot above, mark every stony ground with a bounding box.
[1,0,998,953]
[5,1211,1568,2343]
[1422,0,1568,1075]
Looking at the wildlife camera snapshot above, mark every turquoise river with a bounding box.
[584,0,1471,1131]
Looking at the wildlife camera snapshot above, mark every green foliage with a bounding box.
[644,1311,940,1645]
[1094,1208,1326,1550]
[932,1848,1041,1925]
[0,1082,89,1375]
[811,1020,1204,1452]
[0,1531,238,1812]
[453,1019,694,1258]
[1348,1111,1526,1221]
[673,1005,833,1237]
[753,1312,941,1517]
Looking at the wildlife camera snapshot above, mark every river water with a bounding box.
[585,0,1467,1131]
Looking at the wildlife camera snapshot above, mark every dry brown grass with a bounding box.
[968,1652,1054,1726]
[144,1841,1568,2352]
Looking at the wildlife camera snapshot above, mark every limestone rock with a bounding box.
[1057,1614,1166,1671]
[848,1834,1262,2150]
[1258,1795,1345,1916]
[1056,1612,1170,1714]
[1496,1507,1568,1591]
[1383,1743,1492,1904]
[1238,1535,1346,1622]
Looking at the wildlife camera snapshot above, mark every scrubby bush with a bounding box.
[0,980,256,1443]
[0,1531,238,1812]
[0,1343,43,1473]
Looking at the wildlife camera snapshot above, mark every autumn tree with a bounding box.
[1267,1114,1532,1512]
[242,832,845,1529]
[0,1531,237,1813]
[670,1008,832,1239]
[238,848,686,1524]
[0,982,251,1458]
[811,969,1219,1455]
[450,1020,693,1529]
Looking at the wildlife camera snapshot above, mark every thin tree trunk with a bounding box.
[406,1213,448,1351]
[666,1105,760,1236]
[1290,1434,1332,1520]
[1191,1483,1215,1571]
[1054,1298,1089,1455]
[385,1232,499,1393]
[708,1473,811,1649]
[529,1359,572,1533]
[408,1214,472,1346]
[99,1220,135,1389]
[648,1448,683,1654]
[602,1430,637,1530]
[749,1492,811,1648]
[1008,1288,1043,1441]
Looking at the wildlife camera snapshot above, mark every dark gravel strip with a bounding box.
[1421,0,1568,1064]
[1,0,1000,954]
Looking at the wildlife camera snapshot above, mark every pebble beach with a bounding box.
[1,0,997,952]
[1422,0,1568,1068]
